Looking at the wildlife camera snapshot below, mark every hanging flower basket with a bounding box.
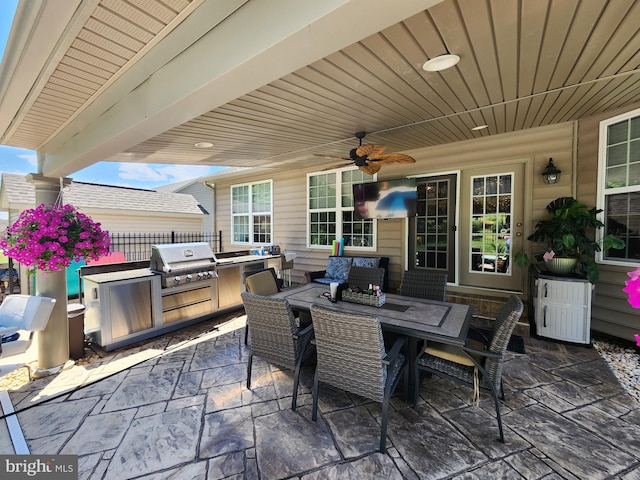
[0,203,111,273]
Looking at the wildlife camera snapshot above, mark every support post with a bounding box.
[27,174,72,377]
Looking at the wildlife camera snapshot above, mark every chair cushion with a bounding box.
[424,338,485,367]
[352,257,381,268]
[324,257,353,283]
[245,271,279,296]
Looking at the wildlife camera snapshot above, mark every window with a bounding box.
[231,181,272,244]
[599,108,640,262]
[308,168,375,249]
[469,173,513,275]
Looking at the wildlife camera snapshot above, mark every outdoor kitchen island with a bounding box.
[82,244,275,351]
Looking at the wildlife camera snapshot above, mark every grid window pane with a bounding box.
[252,183,271,212]
[308,170,375,249]
[602,110,640,262]
[232,186,249,214]
[605,192,640,261]
[233,216,249,243]
[231,182,272,244]
[470,174,512,274]
[416,180,450,269]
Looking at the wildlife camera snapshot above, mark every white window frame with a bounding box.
[307,166,377,251]
[597,107,640,266]
[230,180,273,246]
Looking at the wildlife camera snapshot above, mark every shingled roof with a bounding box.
[1,173,204,216]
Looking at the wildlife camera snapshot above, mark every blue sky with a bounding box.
[0,0,223,190]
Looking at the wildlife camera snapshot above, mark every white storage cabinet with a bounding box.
[534,274,592,344]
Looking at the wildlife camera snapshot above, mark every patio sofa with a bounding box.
[304,255,389,293]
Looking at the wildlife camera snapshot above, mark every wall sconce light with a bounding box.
[542,158,561,184]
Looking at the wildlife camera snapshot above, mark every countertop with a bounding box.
[82,268,158,283]
[216,254,278,265]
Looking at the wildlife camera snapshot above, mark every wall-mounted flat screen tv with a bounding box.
[353,178,417,219]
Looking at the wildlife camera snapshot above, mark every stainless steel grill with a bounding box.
[150,242,218,288]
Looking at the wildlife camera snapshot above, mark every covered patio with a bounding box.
[1,311,639,480]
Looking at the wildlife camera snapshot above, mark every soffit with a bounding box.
[1,0,639,174]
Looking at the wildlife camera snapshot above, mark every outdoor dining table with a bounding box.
[272,283,474,396]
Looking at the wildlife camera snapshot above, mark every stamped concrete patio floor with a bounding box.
[1,309,640,480]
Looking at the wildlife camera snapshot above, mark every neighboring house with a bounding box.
[0,173,206,233]
[155,178,214,234]
[208,102,640,341]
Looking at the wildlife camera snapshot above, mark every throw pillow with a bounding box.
[324,256,353,283]
[352,257,380,268]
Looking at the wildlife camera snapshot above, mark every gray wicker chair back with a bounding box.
[400,270,447,301]
[310,304,407,452]
[346,266,386,292]
[241,292,314,410]
[484,295,524,389]
[243,269,281,344]
[414,294,523,443]
[310,305,387,402]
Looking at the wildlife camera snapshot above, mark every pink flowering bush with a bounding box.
[622,268,640,347]
[624,267,640,309]
[0,204,111,273]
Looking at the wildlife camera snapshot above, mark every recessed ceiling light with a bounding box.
[195,142,214,148]
[422,54,460,72]
[471,125,488,131]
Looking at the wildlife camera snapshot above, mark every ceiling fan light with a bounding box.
[422,54,460,72]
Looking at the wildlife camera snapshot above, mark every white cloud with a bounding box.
[155,165,212,181]
[18,153,37,165]
[118,163,212,183]
[118,163,168,181]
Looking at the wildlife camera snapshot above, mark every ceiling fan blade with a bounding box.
[314,153,352,161]
[356,144,386,158]
[372,153,416,165]
[358,163,382,175]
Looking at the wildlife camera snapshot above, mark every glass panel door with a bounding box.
[409,175,456,281]
[460,163,525,291]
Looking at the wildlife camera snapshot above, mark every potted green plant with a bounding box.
[514,196,625,283]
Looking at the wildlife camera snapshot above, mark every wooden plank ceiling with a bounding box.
[4,0,640,171]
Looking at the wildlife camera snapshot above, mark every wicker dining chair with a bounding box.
[241,292,314,410]
[346,266,386,291]
[243,269,281,345]
[309,304,407,453]
[400,270,448,301]
[414,295,524,442]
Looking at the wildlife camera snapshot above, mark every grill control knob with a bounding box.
[197,272,204,279]
[173,276,180,284]
[186,274,193,282]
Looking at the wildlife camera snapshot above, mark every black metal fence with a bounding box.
[109,231,223,262]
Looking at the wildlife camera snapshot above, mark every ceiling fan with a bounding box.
[314,132,416,175]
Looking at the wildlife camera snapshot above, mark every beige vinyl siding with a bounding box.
[214,122,576,293]
[94,213,202,234]
[576,101,640,341]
